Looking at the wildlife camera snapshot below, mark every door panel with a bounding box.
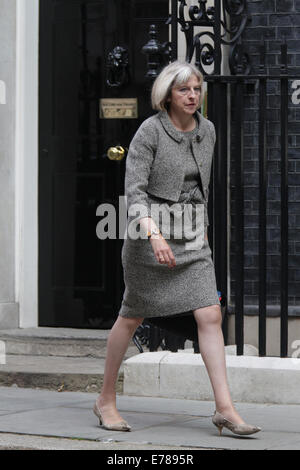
[39,0,169,327]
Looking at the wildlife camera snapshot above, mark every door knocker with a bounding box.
[106,46,129,88]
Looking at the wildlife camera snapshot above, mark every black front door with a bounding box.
[39,0,169,328]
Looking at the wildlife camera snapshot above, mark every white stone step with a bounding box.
[124,350,300,405]
[0,327,143,358]
[0,327,145,392]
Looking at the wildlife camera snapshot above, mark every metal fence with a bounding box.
[206,42,300,357]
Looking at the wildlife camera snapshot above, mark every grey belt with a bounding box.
[177,185,205,205]
[155,186,205,241]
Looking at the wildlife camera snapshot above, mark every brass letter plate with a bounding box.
[100,98,138,119]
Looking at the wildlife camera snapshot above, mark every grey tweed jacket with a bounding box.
[124,110,216,227]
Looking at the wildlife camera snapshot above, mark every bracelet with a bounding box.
[147,228,161,239]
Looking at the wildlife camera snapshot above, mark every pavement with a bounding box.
[0,386,299,450]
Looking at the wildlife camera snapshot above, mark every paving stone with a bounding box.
[0,387,299,450]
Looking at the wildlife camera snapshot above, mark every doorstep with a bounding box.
[0,327,142,358]
[0,327,142,393]
[0,327,113,358]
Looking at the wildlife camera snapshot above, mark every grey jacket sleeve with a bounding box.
[204,120,216,229]
[124,120,157,222]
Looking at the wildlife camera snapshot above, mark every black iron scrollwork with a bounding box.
[171,0,251,75]
[106,46,129,88]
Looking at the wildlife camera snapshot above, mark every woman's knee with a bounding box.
[193,304,222,328]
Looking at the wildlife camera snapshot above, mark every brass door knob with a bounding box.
[107,146,126,161]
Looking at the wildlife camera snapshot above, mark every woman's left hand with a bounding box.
[149,234,176,268]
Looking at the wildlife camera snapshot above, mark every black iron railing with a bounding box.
[206,42,298,357]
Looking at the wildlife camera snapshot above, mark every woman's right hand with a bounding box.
[149,234,176,268]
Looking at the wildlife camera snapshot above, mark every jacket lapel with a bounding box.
[158,110,209,198]
[158,111,183,143]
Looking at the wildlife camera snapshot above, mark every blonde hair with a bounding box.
[151,61,204,111]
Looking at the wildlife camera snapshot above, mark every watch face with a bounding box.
[148,228,160,238]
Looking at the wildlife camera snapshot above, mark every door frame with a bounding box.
[15,0,39,327]
[16,0,173,328]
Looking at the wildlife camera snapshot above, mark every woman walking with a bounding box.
[93,61,261,437]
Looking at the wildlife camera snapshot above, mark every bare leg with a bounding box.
[96,315,144,425]
[193,304,245,424]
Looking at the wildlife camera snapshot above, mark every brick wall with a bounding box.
[229,0,300,314]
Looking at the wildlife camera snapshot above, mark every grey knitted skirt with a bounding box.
[118,188,220,319]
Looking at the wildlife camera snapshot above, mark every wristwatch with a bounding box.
[147,228,161,239]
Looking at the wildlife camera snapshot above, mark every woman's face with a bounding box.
[168,74,202,117]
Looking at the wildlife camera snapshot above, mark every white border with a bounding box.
[15,0,39,327]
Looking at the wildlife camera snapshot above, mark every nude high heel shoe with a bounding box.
[212,411,261,436]
[93,402,131,431]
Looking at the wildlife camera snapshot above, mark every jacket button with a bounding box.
[196,135,201,143]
